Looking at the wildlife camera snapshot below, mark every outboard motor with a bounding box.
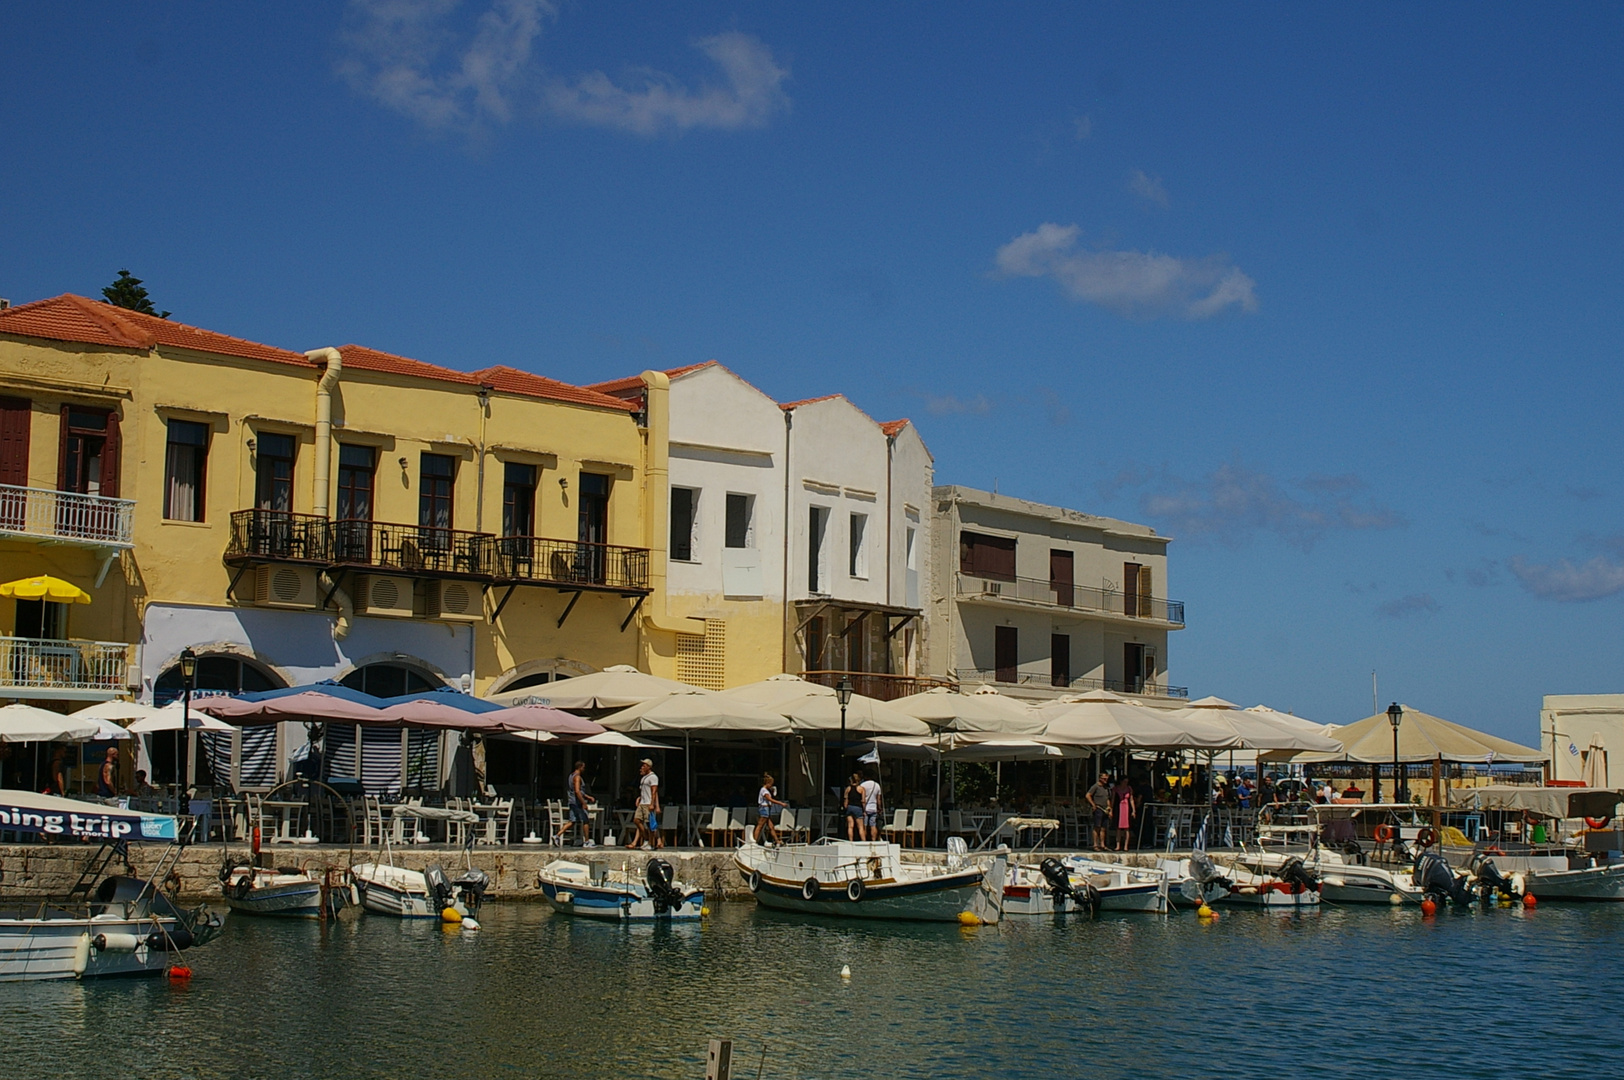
[1278,856,1320,892]
[1189,850,1235,893]
[1038,858,1098,915]
[454,868,490,912]
[423,864,456,912]
[645,858,684,914]
[1412,852,1470,906]
[1473,858,1521,905]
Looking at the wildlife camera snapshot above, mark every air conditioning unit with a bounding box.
[425,579,484,622]
[252,565,318,609]
[355,574,417,618]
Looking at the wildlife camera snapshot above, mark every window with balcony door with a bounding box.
[808,505,829,592]
[60,407,119,498]
[255,433,295,512]
[0,397,29,488]
[725,493,753,549]
[670,486,697,561]
[13,598,66,640]
[577,472,610,583]
[995,625,1018,683]
[334,444,376,561]
[502,463,536,537]
[960,531,1016,582]
[1124,562,1152,617]
[419,453,456,552]
[849,512,868,578]
[1051,633,1071,687]
[163,419,209,521]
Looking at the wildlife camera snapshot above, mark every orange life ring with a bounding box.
[1373,824,1395,843]
[1585,816,1612,830]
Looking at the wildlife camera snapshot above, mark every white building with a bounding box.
[928,485,1185,704]
[1542,693,1624,787]
[590,364,933,694]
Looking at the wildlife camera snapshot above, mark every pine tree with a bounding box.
[101,270,170,319]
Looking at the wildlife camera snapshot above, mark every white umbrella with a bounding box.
[126,704,233,734]
[724,674,930,736]
[485,665,701,709]
[1039,695,1241,751]
[599,691,796,735]
[71,701,166,723]
[889,685,1047,736]
[0,703,99,742]
[1177,698,1342,753]
[581,730,679,751]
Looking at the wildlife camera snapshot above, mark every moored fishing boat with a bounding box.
[735,838,1006,923]
[536,857,704,921]
[1238,825,1423,905]
[351,860,488,919]
[1001,857,1169,915]
[0,790,223,981]
[1449,785,1624,901]
[219,862,355,919]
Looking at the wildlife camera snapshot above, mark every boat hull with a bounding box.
[537,879,704,921]
[736,841,1001,923]
[351,864,438,919]
[1528,862,1624,901]
[0,916,184,982]
[222,870,351,919]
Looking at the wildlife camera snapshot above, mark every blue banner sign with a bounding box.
[0,790,179,842]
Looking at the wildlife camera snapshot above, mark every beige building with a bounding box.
[1542,693,1624,787]
[927,485,1186,704]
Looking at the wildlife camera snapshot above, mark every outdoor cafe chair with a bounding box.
[703,806,731,846]
[947,809,981,845]
[727,808,748,846]
[545,800,567,846]
[906,809,928,847]
[881,809,910,846]
[477,798,514,846]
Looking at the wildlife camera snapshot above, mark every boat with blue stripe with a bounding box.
[536,857,705,921]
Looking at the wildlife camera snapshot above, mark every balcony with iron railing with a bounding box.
[0,636,131,699]
[955,668,1189,699]
[0,483,135,549]
[490,536,651,593]
[802,670,955,702]
[954,572,1185,626]
[226,509,651,593]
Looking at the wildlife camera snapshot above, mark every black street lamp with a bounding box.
[1387,702,1404,804]
[835,676,854,754]
[179,648,197,797]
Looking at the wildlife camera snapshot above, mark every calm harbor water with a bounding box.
[4,900,1622,1080]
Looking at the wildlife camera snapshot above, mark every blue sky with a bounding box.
[4,3,1621,741]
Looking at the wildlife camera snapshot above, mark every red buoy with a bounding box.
[167,965,193,981]
[1420,898,1437,916]
[1523,892,1537,909]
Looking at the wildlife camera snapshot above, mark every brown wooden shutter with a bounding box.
[57,404,70,491]
[1123,562,1140,616]
[1049,549,1073,607]
[100,409,121,498]
[0,397,29,486]
[1138,565,1153,617]
[995,625,1018,682]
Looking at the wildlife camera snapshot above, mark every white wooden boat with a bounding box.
[1001,857,1168,915]
[735,839,1006,923]
[351,861,488,919]
[536,857,704,921]
[0,790,223,981]
[1239,826,1424,905]
[1448,785,1624,901]
[220,863,355,919]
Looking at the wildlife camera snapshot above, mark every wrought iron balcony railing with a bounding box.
[490,536,650,593]
[328,519,493,579]
[0,636,130,695]
[0,483,135,548]
[955,668,1189,699]
[226,509,333,564]
[954,572,1185,626]
[801,670,955,702]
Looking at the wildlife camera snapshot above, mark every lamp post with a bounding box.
[179,648,197,798]
[1387,702,1403,805]
[835,676,853,754]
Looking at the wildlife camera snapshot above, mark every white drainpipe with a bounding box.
[307,348,352,640]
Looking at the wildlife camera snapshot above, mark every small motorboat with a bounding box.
[1237,825,1424,905]
[0,790,223,981]
[735,837,1006,923]
[1216,855,1321,909]
[1448,785,1624,902]
[1001,857,1169,916]
[536,857,704,921]
[220,861,355,920]
[351,861,489,919]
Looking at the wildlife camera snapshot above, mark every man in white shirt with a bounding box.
[857,773,882,841]
[627,758,662,850]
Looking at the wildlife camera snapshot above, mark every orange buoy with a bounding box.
[1523,892,1537,908]
[167,965,193,981]
[1420,898,1437,916]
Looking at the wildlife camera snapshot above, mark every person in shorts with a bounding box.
[858,772,882,841]
[843,772,865,840]
[754,772,787,844]
[556,760,593,847]
[1086,773,1111,851]
[627,758,662,851]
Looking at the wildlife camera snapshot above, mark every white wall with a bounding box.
[1543,693,1624,786]
[786,397,893,606]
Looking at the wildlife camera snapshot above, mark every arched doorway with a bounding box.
[152,653,286,788]
[340,662,442,698]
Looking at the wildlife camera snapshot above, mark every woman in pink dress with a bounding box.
[1112,776,1136,851]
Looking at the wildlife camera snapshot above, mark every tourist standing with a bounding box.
[627,758,662,851]
[843,772,864,840]
[97,746,119,798]
[557,761,593,847]
[858,772,883,841]
[1086,773,1111,851]
[755,772,787,844]
[1112,774,1136,851]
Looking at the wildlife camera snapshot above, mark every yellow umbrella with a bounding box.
[0,575,93,604]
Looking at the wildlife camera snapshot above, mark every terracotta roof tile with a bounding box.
[586,360,717,395]
[880,419,911,437]
[0,294,307,365]
[778,393,843,411]
[338,347,635,411]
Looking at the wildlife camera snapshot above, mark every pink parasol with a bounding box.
[199,691,385,725]
[481,704,604,737]
[373,699,507,731]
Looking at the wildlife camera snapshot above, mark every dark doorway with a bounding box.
[1051,633,1070,687]
[419,453,456,552]
[995,626,1018,683]
[577,472,610,583]
[1124,643,1148,693]
[1050,549,1074,607]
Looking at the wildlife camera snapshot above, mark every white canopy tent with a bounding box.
[888,685,1047,736]
[486,665,702,710]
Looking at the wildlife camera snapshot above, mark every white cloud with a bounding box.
[545,32,789,135]
[923,393,993,417]
[1377,593,1439,619]
[1508,555,1624,602]
[1128,169,1168,208]
[338,2,787,137]
[1105,461,1405,551]
[994,223,1257,320]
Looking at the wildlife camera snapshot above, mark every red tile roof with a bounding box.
[338,347,635,411]
[778,394,842,411]
[0,294,307,365]
[879,419,911,437]
[586,360,716,395]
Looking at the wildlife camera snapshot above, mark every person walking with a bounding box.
[858,771,883,841]
[1112,774,1136,852]
[626,759,662,851]
[843,772,864,840]
[754,772,787,844]
[1086,773,1111,851]
[556,761,593,847]
[97,746,119,799]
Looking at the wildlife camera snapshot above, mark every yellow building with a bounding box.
[0,295,671,718]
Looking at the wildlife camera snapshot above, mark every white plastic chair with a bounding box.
[704,806,730,847]
[882,808,910,845]
[726,808,747,846]
[906,809,928,848]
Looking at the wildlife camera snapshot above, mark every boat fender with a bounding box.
[152,926,194,951]
[461,916,480,931]
[1585,816,1612,830]
[1373,824,1395,843]
[846,878,865,902]
[72,933,91,977]
[747,870,762,894]
[232,872,254,902]
[801,878,819,901]
[94,932,142,952]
